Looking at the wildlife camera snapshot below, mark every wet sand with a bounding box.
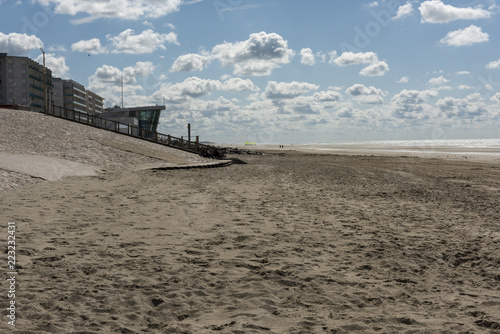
[2,150,500,333]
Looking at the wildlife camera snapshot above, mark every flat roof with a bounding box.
[107,106,165,112]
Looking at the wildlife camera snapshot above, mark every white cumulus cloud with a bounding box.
[397,76,410,83]
[437,93,488,118]
[490,93,500,103]
[419,0,492,24]
[428,75,449,85]
[333,51,389,76]
[428,75,452,90]
[34,53,70,78]
[265,81,319,99]
[300,48,315,66]
[123,61,155,79]
[200,97,240,118]
[393,2,414,20]
[313,90,342,102]
[171,54,211,72]
[359,61,389,76]
[486,59,500,69]
[35,0,183,24]
[439,25,489,47]
[212,31,295,76]
[71,38,107,54]
[346,84,385,104]
[170,77,222,98]
[107,29,178,54]
[88,62,160,106]
[222,78,258,91]
[333,51,378,66]
[89,64,123,86]
[346,84,384,97]
[0,32,43,55]
[391,89,439,119]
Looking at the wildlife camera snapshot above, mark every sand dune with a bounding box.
[1,109,500,333]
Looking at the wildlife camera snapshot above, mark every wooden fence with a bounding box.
[45,105,210,155]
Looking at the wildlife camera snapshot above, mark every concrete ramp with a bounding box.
[0,152,101,181]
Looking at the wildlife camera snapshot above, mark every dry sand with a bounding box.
[0,109,209,193]
[1,109,500,333]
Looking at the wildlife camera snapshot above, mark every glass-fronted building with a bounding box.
[100,105,164,135]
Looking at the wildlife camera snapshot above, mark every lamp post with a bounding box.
[40,48,47,113]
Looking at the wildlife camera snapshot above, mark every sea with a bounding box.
[305,138,500,148]
[296,138,500,159]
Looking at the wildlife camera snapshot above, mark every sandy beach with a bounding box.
[235,143,500,164]
[2,109,500,333]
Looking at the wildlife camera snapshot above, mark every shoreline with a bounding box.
[230,143,500,164]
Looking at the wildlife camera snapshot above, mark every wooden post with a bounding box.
[188,123,191,144]
[196,136,199,151]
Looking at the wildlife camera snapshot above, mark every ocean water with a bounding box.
[306,138,500,148]
[297,138,500,159]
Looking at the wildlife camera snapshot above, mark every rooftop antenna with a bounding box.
[121,73,124,108]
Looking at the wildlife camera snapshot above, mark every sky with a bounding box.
[1,0,500,144]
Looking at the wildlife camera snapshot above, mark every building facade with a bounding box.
[100,105,164,135]
[86,90,104,114]
[52,78,104,115]
[0,53,52,112]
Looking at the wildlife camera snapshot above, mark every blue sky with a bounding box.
[1,0,500,144]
